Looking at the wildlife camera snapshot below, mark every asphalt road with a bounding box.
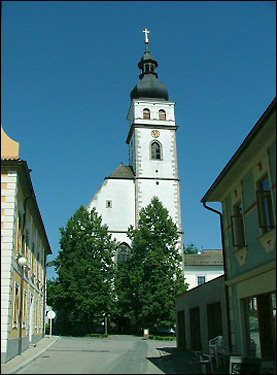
[15,335,191,374]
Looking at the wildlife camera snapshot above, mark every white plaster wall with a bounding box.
[136,128,177,179]
[184,265,224,290]
[137,179,180,228]
[87,179,135,232]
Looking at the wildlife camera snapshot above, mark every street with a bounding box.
[15,335,197,374]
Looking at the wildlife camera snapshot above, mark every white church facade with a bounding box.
[87,30,183,263]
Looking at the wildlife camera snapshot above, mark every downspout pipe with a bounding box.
[202,201,232,351]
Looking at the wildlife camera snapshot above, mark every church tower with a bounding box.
[127,29,183,251]
[87,29,183,261]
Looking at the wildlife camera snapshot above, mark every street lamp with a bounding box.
[17,255,27,355]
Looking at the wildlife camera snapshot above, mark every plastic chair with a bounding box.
[208,336,225,368]
[194,351,213,374]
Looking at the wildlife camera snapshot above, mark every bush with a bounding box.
[148,334,176,341]
[88,333,108,338]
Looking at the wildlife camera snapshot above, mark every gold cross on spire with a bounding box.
[143,28,150,44]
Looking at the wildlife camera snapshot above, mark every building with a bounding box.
[201,98,276,360]
[87,30,183,262]
[184,249,224,290]
[176,275,229,352]
[1,126,52,363]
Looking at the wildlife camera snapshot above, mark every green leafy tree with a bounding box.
[126,197,187,332]
[113,260,135,333]
[51,205,117,329]
[184,243,199,254]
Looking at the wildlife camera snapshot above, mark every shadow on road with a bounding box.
[147,346,198,374]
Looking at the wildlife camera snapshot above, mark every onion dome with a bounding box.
[130,31,169,101]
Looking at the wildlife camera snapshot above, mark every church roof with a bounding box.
[184,250,223,266]
[108,163,134,179]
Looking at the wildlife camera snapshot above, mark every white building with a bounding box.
[184,250,224,290]
[87,33,183,263]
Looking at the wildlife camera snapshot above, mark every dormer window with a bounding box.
[143,108,150,119]
[159,110,166,120]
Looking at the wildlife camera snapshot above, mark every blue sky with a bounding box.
[1,1,276,280]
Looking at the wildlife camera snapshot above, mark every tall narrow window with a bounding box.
[159,109,166,120]
[13,283,19,327]
[231,202,245,248]
[256,175,274,233]
[143,108,150,119]
[31,243,35,275]
[151,141,161,160]
[117,243,131,263]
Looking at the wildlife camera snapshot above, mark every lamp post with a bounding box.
[17,255,27,355]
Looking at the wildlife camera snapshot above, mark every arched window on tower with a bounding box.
[116,243,131,263]
[159,109,166,120]
[151,141,162,160]
[143,108,150,119]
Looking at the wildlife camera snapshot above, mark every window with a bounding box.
[190,307,201,350]
[243,293,276,360]
[106,200,112,208]
[198,276,206,285]
[117,243,131,263]
[17,213,22,254]
[256,175,274,233]
[151,141,161,160]
[13,283,20,327]
[231,202,245,247]
[31,243,35,274]
[143,108,150,119]
[23,291,27,327]
[25,230,29,262]
[207,302,222,341]
[36,250,39,278]
[159,109,166,120]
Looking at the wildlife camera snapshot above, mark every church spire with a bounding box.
[130,29,169,100]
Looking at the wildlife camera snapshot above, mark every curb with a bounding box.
[4,336,60,374]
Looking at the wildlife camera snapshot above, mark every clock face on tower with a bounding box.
[151,130,160,138]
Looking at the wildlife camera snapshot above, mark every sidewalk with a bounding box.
[1,335,60,374]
